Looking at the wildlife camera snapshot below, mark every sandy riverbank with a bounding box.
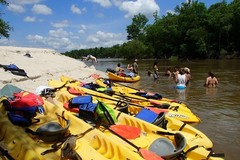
[0,46,106,92]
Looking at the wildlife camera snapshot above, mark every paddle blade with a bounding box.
[110,125,141,139]
[68,88,84,95]
[139,149,164,160]
[146,107,168,114]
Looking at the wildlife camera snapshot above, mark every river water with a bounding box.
[84,59,240,160]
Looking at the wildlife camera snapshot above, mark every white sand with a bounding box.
[0,46,106,92]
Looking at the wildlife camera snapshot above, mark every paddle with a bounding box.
[139,149,164,160]
[68,87,148,109]
[0,146,15,160]
[97,100,141,139]
[101,124,164,160]
[63,96,142,139]
[99,78,179,103]
[67,88,180,137]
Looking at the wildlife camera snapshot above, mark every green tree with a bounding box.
[0,0,12,38]
[207,1,232,58]
[229,0,240,54]
[120,40,149,59]
[126,13,149,41]
[175,1,208,59]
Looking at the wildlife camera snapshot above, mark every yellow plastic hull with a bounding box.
[52,90,222,160]
[48,79,212,148]
[62,75,200,123]
[0,96,144,160]
[107,72,140,82]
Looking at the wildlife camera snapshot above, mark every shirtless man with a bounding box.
[81,55,97,63]
[205,72,218,87]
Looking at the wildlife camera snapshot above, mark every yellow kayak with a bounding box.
[96,77,191,111]
[96,77,178,102]
[0,91,145,160]
[50,88,224,160]
[48,79,212,148]
[107,72,140,82]
[61,75,200,123]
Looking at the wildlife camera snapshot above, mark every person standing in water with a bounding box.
[205,72,218,87]
[133,59,139,74]
[153,61,159,80]
[175,68,187,89]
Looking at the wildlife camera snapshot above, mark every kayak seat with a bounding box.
[25,115,71,143]
[149,133,186,160]
[135,108,165,126]
[36,121,70,142]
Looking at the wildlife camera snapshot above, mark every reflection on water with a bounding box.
[205,87,218,98]
[176,88,186,101]
[85,59,239,160]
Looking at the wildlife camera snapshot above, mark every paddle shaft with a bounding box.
[83,92,150,109]
[0,146,15,160]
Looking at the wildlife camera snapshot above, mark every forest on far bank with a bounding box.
[63,0,240,60]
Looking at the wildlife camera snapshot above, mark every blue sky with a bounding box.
[0,0,232,52]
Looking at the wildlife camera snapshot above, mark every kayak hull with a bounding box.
[107,72,140,82]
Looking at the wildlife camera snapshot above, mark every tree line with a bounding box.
[1,0,239,60]
[63,0,240,60]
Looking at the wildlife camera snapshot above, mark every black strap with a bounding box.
[184,145,200,155]
[206,149,225,160]
[179,123,186,131]
[0,146,15,160]
[42,127,94,155]
[153,130,175,136]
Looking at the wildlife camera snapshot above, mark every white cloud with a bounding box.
[24,16,36,22]
[115,0,160,18]
[78,25,87,34]
[166,10,175,15]
[49,28,70,38]
[8,0,43,5]
[51,20,69,28]
[0,38,17,46]
[32,4,52,15]
[71,4,82,14]
[26,34,44,42]
[86,31,126,47]
[7,4,25,13]
[89,0,112,8]
[96,13,104,18]
[25,28,82,51]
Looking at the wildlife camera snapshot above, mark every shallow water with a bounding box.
[85,59,240,160]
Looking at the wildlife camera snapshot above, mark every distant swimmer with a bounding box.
[81,55,97,63]
[205,71,218,88]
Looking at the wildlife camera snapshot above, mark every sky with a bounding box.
[0,0,232,53]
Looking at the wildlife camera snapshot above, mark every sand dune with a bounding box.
[0,46,106,92]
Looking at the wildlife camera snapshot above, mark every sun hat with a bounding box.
[184,67,190,73]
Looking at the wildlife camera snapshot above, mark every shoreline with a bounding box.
[0,46,106,92]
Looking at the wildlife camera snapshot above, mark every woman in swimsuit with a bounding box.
[205,72,218,88]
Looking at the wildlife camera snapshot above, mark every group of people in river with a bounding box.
[115,59,139,77]
[148,62,218,88]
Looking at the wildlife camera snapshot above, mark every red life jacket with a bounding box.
[10,91,44,108]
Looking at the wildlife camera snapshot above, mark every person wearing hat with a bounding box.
[133,59,138,74]
[184,67,191,85]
